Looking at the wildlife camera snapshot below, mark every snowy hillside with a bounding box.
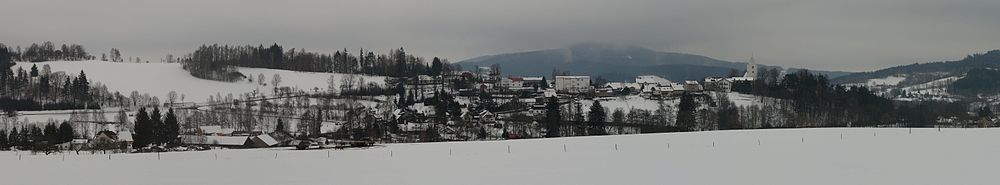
[844,74,961,102]
[2,128,997,185]
[12,60,387,102]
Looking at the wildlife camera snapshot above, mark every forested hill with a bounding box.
[832,50,1000,84]
[457,43,852,81]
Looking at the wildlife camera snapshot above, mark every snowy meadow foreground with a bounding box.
[2,128,998,185]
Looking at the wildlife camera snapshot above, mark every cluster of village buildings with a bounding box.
[59,59,762,151]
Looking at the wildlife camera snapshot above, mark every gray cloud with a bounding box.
[2,0,998,71]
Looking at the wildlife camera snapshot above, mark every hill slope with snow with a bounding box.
[2,128,996,185]
[13,60,386,102]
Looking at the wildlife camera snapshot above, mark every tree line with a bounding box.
[3,42,93,62]
[133,107,181,147]
[0,122,74,152]
[181,43,453,82]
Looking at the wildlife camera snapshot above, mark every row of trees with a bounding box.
[0,122,75,151]
[181,44,451,81]
[133,107,180,147]
[734,69,895,127]
[5,42,93,62]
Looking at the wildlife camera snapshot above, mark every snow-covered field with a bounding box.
[13,60,386,101]
[865,75,907,87]
[2,128,997,185]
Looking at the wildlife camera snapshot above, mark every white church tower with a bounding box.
[744,56,758,79]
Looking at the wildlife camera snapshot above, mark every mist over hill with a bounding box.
[458,43,852,81]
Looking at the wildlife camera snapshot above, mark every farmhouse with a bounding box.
[704,77,732,92]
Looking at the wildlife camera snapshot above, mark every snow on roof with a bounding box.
[522,77,544,81]
[72,139,89,144]
[605,82,625,89]
[730,77,755,81]
[205,136,249,146]
[684,80,700,85]
[636,75,672,85]
[556,76,590,79]
[199,126,224,134]
[705,77,729,82]
[117,131,134,142]
[254,134,279,146]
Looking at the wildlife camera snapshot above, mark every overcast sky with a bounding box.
[2,0,998,72]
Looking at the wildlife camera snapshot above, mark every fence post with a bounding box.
[507,145,510,154]
[563,144,567,152]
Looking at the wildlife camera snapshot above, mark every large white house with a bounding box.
[554,76,592,93]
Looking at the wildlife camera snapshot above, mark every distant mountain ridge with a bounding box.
[457,43,851,82]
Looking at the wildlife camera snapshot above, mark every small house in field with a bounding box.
[92,130,121,150]
[117,131,135,150]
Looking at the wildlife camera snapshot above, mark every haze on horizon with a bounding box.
[2,0,998,72]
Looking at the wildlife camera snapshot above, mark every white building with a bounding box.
[704,77,732,92]
[500,76,524,89]
[554,76,592,94]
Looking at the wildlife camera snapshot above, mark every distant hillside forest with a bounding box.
[726,68,976,128]
[181,44,454,81]
[832,50,1000,84]
[951,68,1000,96]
